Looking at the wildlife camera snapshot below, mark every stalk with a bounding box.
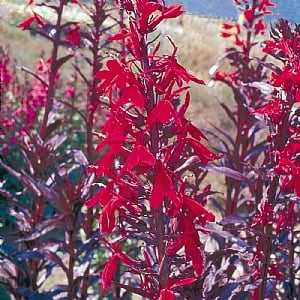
[39,0,65,140]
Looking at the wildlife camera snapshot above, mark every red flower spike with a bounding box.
[101,254,118,293]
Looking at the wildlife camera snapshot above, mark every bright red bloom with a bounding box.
[146,99,181,130]
[252,99,283,123]
[244,9,255,23]
[101,254,118,293]
[18,12,46,30]
[252,201,273,227]
[159,289,176,300]
[254,19,266,35]
[150,161,181,210]
[66,24,81,46]
[119,144,156,177]
[95,59,128,92]
[166,215,205,276]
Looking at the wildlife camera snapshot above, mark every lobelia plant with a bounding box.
[0,0,124,298]
[208,0,300,299]
[250,19,300,299]
[86,0,218,298]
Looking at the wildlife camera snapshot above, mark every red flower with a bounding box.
[186,138,218,164]
[96,59,128,92]
[244,9,255,23]
[252,99,283,123]
[146,99,181,130]
[254,19,266,35]
[18,12,46,30]
[162,3,184,19]
[220,32,232,38]
[183,195,215,226]
[150,161,181,210]
[101,254,118,293]
[166,215,205,276]
[252,201,273,227]
[119,144,156,177]
[66,24,81,46]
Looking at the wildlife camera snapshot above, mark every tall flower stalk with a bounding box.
[87,0,217,298]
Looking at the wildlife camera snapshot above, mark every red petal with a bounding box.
[101,254,118,293]
[18,16,35,30]
[66,24,80,46]
[185,238,204,276]
[169,277,197,290]
[33,12,46,28]
[244,9,255,23]
[187,138,218,164]
[159,289,176,300]
[146,100,181,130]
[162,4,184,19]
[120,145,156,176]
[221,32,232,38]
[99,198,118,234]
[115,85,145,109]
[166,236,185,257]
[184,195,215,224]
[150,163,174,209]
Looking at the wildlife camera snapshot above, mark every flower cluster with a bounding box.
[87,0,217,297]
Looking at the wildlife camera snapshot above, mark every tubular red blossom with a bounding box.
[183,195,215,225]
[162,3,184,19]
[95,59,128,92]
[251,99,283,123]
[66,24,81,46]
[159,289,176,300]
[244,9,255,23]
[252,201,273,227]
[221,32,233,38]
[18,12,46,30]
[101,254,118,293]
[254,19,266,34]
